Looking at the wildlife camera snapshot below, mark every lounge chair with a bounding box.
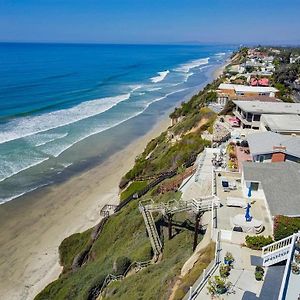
[226,197,247,208]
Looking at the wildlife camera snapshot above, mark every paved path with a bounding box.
[195,242,263,300]
[181,148,217,200]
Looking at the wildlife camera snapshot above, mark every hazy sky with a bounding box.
[0,0,299,44]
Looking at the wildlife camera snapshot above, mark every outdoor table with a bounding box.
[232,214,263,233]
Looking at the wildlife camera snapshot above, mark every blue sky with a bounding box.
[0,0,299,44]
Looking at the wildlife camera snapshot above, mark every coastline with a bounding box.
[0,61,227,300]
[0,116,170,300]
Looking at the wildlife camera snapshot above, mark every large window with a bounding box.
[250,182,259,191]
[253,114,261,121]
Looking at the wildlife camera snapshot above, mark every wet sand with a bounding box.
[0,117,170,300]
[0,60,228,300]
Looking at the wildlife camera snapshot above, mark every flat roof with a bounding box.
[219,83,279,93]
[243,162,300,216]
[247,131,300,158]
[233,100,300,114]
[236,96,281,103]
[261,114,300,133]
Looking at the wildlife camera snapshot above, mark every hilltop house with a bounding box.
[241,161,300,218]
[218,83,279,98]
[246,132,300,163]
[260,114,300,136]
[233,101,300,129]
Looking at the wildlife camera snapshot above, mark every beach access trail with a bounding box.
[0,118,170,300]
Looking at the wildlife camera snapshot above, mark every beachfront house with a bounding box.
[246,132,300,163]
[218,83,279,98]
[260,114,300,136]
[232,101,300,129]
[241,161,300,219]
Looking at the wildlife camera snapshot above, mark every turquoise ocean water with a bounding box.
[0,43,234,203]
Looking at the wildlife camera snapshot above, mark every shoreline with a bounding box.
[0,61,227,300]
[0,115,171,300]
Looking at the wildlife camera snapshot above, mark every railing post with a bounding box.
[189,286,193,300]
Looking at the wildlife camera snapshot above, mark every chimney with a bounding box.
[272,144,286,162]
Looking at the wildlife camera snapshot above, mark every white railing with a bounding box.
[186,231,221,300]
[262,235,294,256]
[262,234,296,267]
[277,232,300,300]
[195,151,206,182]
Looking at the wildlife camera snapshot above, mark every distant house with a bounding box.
[227,64,245,74]
[218,83,279,98]
[290,55,300,64]
[260,114,300,136]
[247,131,300,163]
[233,100,300,129]
[241,161,300,218]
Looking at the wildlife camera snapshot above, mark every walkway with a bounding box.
[195,242,264,300]
[181,148,217,200]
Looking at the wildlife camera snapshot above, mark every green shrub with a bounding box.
[245,235,273,250]
[120,181,148,201]
[255,271,264,281]
[114,256,132,275]
[255,266,264,281]
[58,229,92,271]
[273,215,300,241]
[219,264,230,278]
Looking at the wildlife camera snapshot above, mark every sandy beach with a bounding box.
[0,58,227,300]
[0,116,170,300]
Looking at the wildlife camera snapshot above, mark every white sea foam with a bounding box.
[175,57,209,73]
[146,87,162,92]
[40,88,189,158]
[0,183,50,204]
[184,72,194,82]
[215,52,226,56]
[129,84,143,92]
[0,156,49,183]
[150,70,170,83]
[0,93,131,145]
[27,133,69,147]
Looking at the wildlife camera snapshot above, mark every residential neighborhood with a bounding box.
[179,47,300,299]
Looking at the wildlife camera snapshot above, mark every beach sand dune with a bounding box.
[0,118,170,300]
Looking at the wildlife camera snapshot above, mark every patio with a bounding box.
[215,171,273,236]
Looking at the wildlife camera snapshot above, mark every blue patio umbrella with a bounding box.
[247,185,252,198]
[245,203,252,222]
[245,185,252,221]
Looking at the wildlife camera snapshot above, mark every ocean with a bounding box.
[0,43,234,203]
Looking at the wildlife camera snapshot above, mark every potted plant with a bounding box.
[295,240,300,251]
[219,263,231,278]
[255,266,264,281]
[294,252,300,264]
[224,252,234,266]
[207,276,231,295]
[291,262,300,275]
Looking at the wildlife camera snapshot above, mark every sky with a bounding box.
[0,0,299,45]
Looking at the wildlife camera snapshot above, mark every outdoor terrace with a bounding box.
[215,171,273,236]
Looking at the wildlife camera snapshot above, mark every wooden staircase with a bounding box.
[262,232,300,267]
[139,196,220,256]
[139,204,163,258]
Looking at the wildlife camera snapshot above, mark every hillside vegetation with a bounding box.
[35,54,230,300]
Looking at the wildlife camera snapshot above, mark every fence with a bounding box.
[100,260,152,295]
[115,154,198,213]
[185,230,221,300]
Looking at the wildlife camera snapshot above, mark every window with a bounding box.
[253,114,261,121]
[250,182,259,191]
